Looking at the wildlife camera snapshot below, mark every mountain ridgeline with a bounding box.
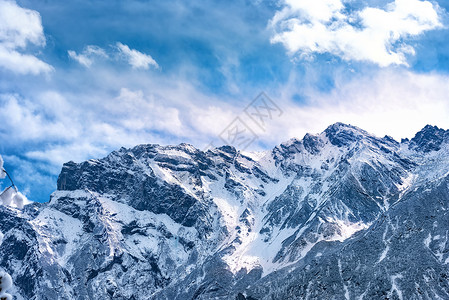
[1,123,449,299]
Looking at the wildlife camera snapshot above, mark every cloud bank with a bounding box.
[2,69,449,172]
[270,0,443,66]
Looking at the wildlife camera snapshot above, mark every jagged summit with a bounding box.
[325,121,362,132]
[274,123,402,164]
[323,122,395,148]
[2,123,449,299]
[409,124,449,152]
[276,122,358,150]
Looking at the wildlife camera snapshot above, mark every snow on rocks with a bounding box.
[0,187,27,209]
[0,156,5,180]
[0,293,12,300]
[0,155,28,209]
[0,271,12,299]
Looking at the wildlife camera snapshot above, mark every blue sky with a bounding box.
[1,0,449,202]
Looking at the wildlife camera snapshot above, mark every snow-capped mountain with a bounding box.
[1,123,449,299]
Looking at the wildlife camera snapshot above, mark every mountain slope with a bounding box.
[1,123,449,299]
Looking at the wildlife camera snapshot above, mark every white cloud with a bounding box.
[69,43,159,70]
[116,42,159,69]
[25,143,108,168]
[270,0,442,66]
[0,94,78,141]
[5,48,449,182]
[68,45,108,67]
[0,47,52,75]
[257,69,449,145]
[110,88,182,134]
[6,68,449,171]
[0,0,52,74]
[0,81,228,168]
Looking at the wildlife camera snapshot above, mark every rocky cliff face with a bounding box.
[1,123,449,299]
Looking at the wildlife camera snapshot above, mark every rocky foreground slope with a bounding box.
[1,123,449,299]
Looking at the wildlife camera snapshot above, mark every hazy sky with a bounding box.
[1,0,449,202]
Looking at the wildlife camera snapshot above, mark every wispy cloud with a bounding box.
[0,0,52,74]
[68,45,108,67]
[116,42,159,69]
[270,0,443,66]
[68,43,159,70]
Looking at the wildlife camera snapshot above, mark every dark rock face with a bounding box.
[0,207,42,299]
[302,133,323,155]
[324,122,367,147]
[2,123,449,300]
[408,124,449,152]
[57,146,212,230]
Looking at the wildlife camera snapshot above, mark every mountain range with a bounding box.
[1,123,449,299]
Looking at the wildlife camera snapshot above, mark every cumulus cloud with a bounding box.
[270,0,442,66]
[116,42,159,69]
[0,0,52,74]
[68,45,108,67]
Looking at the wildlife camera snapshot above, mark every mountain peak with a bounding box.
[323,122,369,147]
[409,124,448,152]
[327,121,356,129]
